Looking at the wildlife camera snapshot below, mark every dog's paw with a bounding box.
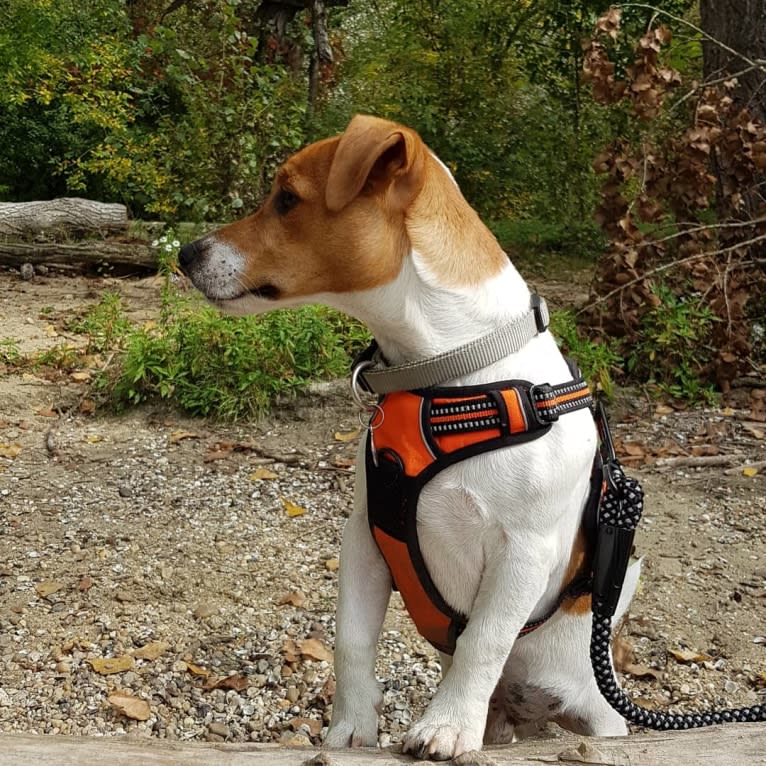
[324,710,379,749]
[324,681,382,749]
[401,716,483,761]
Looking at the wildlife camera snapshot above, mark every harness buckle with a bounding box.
[529,382,559,425]
[531,293,549,333]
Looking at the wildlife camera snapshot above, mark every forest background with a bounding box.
[0,0,764,410]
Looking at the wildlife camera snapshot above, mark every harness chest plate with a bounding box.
[365,376,594,655]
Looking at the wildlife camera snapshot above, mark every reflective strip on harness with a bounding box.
[365,375,595,655]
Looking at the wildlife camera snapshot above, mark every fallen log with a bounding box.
[0,241,156,271]
[0,723,765,766]
[0,198,128,238]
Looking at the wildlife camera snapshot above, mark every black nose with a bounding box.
[178,240,203,274]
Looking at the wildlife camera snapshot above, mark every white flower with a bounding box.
[172,240,180,248]
[151,239,159,247]
[164,244,173,252]
[159,236,168,244]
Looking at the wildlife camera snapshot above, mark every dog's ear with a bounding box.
[326,114,426,213]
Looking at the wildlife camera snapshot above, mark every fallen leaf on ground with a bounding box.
[0,444,22,459]
[282,639,300,663]
[185,662,211,677]
[35,580,64,598]
[87,656,135,675]
[282,498,307,518]
[319,676,335,704]
[203,449,230,462]
[107,692,152,721]
[204,674,249,692]
[334,429,360,443]
[670,648,711,664]
[169,430,199,444]
[622,442,645,457]
[325,558,340,572]
[84,434,103,443]
[742,466,760,477]
[79,398,96,415]
[278,591,306,608]
[250,467,279,481]
[35,408,57,418]
[655,404,674,416]
[332,456,355,469]
[299,638,333,662]
[70,371,91,382]
[622,662,663,680]
[133,641,170,661]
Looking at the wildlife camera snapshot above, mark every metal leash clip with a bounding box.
[350,360,385,432]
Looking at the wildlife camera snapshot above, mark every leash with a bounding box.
[591,401,765,728]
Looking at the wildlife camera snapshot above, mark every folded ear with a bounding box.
[326,114,426,213]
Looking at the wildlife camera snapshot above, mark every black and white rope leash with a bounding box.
[590,402,765,729]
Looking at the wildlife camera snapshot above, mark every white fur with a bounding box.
[188,153,638,761]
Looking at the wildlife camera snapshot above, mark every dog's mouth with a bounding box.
[249,283,281,300]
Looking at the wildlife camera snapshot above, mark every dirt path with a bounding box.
[0,270,763,745]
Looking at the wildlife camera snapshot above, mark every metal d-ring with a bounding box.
[350,361,385,432]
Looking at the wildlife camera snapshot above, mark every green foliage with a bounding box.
[68,292,132,353]
[550,311,621,398]
[0,0,307,219]
[628,285,718,403]
[96,281,359,420]
[490,219,606,260]
[0,339,22,366]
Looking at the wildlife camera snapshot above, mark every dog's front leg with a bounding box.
[325,475,392,748]
[402,545,550,761]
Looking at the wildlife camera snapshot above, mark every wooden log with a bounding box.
[0,198,128,238]
[0,241,156,271]
[0,723,765,766]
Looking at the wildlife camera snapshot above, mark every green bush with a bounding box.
[628,284,718,403]
[100,282,363,420]
[550,310,621,398]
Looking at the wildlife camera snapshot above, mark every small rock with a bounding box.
[208,721,230,739]
[118,484,132,498]
[34,264,48,276]
[279,731,311,746]
[193,603,219,619]
[19,263,34,281]
[285,686,300,704]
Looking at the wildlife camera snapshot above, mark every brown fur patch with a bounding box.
[560,527,593,616]
[212,116,506,300]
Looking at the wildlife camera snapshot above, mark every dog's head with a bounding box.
[179,115,505,315]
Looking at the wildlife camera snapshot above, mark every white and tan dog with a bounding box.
[179,115,638,760]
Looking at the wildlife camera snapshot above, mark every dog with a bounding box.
[178,115,640,760]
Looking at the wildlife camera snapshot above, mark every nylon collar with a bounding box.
[353,294,550,395]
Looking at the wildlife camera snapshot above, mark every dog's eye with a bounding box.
[275,188,299,215]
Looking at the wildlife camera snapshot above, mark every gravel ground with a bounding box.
[0,271,764,748]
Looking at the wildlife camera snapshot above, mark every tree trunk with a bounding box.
[699,0,766,123]
[0,198,128,239]
[0,723,765,765]
[0,242,156,271]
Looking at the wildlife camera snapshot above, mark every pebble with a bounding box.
[208,722,230,739]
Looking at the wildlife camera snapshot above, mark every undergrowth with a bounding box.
[105,283,366,419]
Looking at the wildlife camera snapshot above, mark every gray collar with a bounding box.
[353,294,550,395]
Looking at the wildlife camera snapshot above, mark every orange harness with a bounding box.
[365,375,597,655]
